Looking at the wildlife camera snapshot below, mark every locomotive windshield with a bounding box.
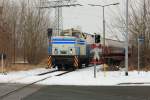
[62,28,83,38]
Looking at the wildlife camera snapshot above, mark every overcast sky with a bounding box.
[62,0,127,40]
[1,0,139,41]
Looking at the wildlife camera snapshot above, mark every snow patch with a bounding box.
[0,66,150,86]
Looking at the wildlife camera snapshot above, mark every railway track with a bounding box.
[0,70,72,99]
[3,69,58,84]
[37,70,58,76]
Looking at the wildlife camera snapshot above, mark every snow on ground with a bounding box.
[38,66,150,86]
[1,66,150,86]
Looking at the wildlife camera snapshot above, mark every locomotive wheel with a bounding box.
[69,66,76,71]
[78,62,82,69]
[57,67,63,71]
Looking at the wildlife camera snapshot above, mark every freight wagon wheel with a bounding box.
[85,62,89,67]
[57,67,62,71]
[86,58,90,67]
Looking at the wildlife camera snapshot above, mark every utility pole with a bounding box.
[23,0,30,64]
[102,6,105,53]
[13,16,16,64]
[125,0,129,76]
[53,0,63,36]
[1,54,4,74]
[142,0,146,67]
[138,38,140,74]
[40,0,82,36]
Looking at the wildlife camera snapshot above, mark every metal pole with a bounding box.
[103,6,105,49]
[138,38,140,74]
[94,61,96,78]
[13,0,16,64]
[102,6,106,77]
[58,7,60,35]
[125,0,129,76]
[13,29,16,64]
[1,54,3,74]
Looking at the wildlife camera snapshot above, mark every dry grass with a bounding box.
[0,64,46,73]
[0,58,48,73]
[142,66,150,72]
[8,64,44,71]
[128,65,150,71]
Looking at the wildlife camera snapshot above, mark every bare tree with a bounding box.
[0,0,13,65]
[0,0,52,65]
[116,0,150,67]
[23,0,51,64]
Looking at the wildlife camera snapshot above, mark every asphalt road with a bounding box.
[23,86,150,100]
[0,83,43,100]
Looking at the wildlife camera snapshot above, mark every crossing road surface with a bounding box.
[0,83,43,100]
[23,86,150,100]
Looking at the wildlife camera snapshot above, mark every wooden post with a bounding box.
[1,54,4,74]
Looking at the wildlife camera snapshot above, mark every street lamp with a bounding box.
[88,3,119,50]
[125,0,129,76]
[88,3,119,76]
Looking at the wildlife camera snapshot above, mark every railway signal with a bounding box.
[95,35,101,43]
[47,28,53,68]
[90,43,102,78]
[47,28,53,38]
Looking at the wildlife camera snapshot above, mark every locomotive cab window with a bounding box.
[72,32,82,38]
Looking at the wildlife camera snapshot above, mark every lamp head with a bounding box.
[113,3,119,5]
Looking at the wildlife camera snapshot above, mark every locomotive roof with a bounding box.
[51,36,85,41]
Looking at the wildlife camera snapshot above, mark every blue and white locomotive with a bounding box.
[48,29,90,70]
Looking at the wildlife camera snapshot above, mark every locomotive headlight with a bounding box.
[53,48,58,55]
[70,48,73,54]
